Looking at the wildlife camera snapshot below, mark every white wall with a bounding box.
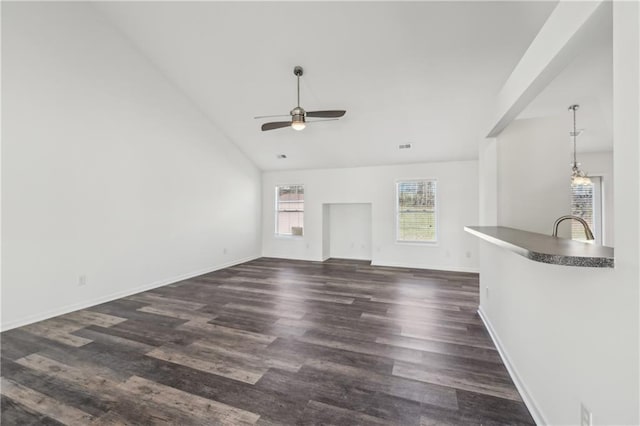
[321,204,330,261]
[497,118,615,244]
[497,116,572,237]
[476,3,638,424]
[262,161,479,272]
[1,3,262,330]
[478,242,635,425]
[478,138,498,226]
[328,203,372,260]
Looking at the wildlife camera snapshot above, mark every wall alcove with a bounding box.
[322,203,372,261]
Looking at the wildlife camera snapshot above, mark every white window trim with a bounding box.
[570,175,604,245]
[274,184,305,238]
[395,179,439,245]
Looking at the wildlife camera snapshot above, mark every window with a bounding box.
[571,176,603,244]
[275,185,304,236]
[397,180,437,242]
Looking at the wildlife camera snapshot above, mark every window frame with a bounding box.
[274,184,305,238]
[571,175,604,245]
[395,179,439,245]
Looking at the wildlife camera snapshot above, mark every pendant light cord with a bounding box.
[573,106,577,166]
[570,104,579,167]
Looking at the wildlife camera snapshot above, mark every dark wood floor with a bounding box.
[1,258,534,425]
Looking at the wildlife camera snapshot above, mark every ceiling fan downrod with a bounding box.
[294,66,303,108]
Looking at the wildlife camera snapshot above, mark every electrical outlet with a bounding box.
[78,275,87,287]
[581,403,592,426]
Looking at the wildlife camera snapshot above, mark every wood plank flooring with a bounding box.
[0,258,534,425]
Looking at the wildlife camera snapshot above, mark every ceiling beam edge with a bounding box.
[486,0,609,138]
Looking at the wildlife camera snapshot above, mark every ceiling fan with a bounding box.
[255,66,346,132]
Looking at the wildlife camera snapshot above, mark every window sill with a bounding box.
[274,234,304,239]
[395,240,439,247]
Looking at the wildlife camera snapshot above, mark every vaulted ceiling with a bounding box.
[518,7,613,153]
[95,2,558,170]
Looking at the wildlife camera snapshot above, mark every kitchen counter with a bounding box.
[465,226,614,268]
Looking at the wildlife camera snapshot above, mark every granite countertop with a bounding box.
[464,226,614,268]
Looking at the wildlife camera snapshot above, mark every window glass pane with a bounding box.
[571,182,594,241]
[276,185,304,236]
[397,180,437,242]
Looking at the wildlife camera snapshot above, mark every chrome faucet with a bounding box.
[552,215,595,240]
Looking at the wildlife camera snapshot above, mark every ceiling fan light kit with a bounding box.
[256,66,346,132]
[290,105,306,131]
[291,121,306,131]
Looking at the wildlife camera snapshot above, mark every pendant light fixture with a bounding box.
[569,104,591,186]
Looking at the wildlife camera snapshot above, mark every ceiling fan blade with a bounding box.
[254,114,290,119]
[261,121,292,131]
[306,118,339,123]
[306,110,346,118]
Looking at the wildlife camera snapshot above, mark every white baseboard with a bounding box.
[1,255,260,332]
[371,260,479,273]
[324,256,372,262]
[262,255,479,273]
[262,253,480,274]
[478,307,547,426]
[260,254,319,262]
